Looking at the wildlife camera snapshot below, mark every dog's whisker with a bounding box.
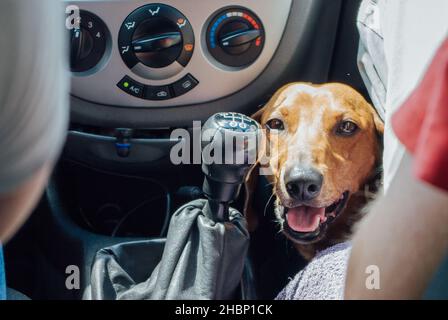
[264,181,275,187]
[263,193,275,217]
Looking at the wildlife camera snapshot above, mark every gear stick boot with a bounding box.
[89,112,261,300]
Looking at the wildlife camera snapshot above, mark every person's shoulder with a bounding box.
[392,39,448,192]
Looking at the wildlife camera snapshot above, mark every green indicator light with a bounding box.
[123,82,129,88]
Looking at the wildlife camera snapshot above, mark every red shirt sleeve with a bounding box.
[392,38,448,191]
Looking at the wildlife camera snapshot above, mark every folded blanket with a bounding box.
[275,241,352,300]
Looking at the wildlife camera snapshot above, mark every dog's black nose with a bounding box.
[285,166,323,201]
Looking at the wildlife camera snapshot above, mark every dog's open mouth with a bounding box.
[283,191,349,242]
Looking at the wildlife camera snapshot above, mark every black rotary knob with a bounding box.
[70,28,94,66]
[218,20,261,56]
[207,8,265,68]
[131,17,182,68]
[118,4,195,71]
[69,11,108,73]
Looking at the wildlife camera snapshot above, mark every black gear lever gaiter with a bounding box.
[89,113,261,300]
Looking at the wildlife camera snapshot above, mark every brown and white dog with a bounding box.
[245,82,384,260]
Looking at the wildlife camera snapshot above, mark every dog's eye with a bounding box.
[336,120,358,136]
[266,118,285,131]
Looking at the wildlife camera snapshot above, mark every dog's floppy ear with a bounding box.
[371,106,384,136]
[243,104,267,232]
[371,106,384,155]
[374,112,384,136]
[251,104,266,124]
[368,103,384,185]
[364,99,384,136]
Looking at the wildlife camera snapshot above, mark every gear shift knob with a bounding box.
[201,112,261,220]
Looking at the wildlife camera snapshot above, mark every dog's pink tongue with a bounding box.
[286,206,325,232]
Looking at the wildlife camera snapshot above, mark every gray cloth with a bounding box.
[275,242,351,300]
[357,0,387,121]
[89,199,250,300]
[0,0,69,193]
[357,0,448,190]
[6,287,30,300]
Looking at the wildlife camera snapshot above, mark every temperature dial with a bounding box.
[206,8,265,68]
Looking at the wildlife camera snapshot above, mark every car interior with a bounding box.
[4,0,373,300]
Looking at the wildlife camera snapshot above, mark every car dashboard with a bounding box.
[68,0,342,128]
[65,0,347,170]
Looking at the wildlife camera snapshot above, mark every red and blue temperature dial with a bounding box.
[206,8,265,68]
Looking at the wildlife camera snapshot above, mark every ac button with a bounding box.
[117,76,144,98]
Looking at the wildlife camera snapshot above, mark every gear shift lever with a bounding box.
[89,112,260,300]
[201,112,261,222]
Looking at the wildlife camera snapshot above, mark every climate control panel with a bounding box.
[67,0,292,107]
[114,3,199,100]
